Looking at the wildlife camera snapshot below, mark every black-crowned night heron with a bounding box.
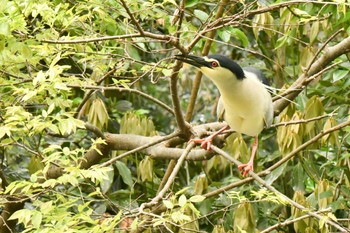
[175,54,274,176]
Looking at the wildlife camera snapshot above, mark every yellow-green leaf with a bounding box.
[189,195,206,203]
[178,194,187,207]
[194,10,209,21]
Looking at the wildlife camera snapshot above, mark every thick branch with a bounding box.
[169,61,192,137]
[105,133,211,161]
[274,36,350,114]
[0,196,26,233]
[99,131,181,167]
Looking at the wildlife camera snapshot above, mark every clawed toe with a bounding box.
[238,163,253,177]
[190,138,212,150]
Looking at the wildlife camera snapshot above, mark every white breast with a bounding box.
[215,72,273,136]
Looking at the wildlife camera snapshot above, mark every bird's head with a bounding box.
[175,54,245,85]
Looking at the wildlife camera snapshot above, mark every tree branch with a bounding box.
[74,66,119,118]
[169,61,192,137]
[40,34,142,44]
[99,131,181,167]
[139,142,195,211]
[204,119,350,198]
[274,36,350,114]
[261,209,332,233]
[104,133,212,161]
[210,145,349,233]
[68,84,174,115]
[271,113,335,128]
[185,0,229,122]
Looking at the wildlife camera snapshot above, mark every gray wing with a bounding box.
[243,67,274,128]
[264,100,274,128]
[216,96,225,122]
[243,67,270,86]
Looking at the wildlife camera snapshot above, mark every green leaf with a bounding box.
[131,217,139,230]
[194,10,209,21]
[230,28,249,47]
[333,69,349,82]
[291,163,306,192]
[9,209,32,227]
[28,156,44,175]
[178,194,187,207]
[218,29,231,43]
[47,103,55,114]
[293,8,311,18]
[31,211,42,228]
[58,174,79,187]
[275,35,289,50]
[310,21,319,44]
[265,162,288,186]
[54,82,70,91]
[185,0,200,7]
[163,200,174,209]
[115,161,133,189]
[189,195,206,203]
[0,22,10,36]
[319,190,333,200]
[161,68,173,76]
[100,167,114,193]
[21,90,37,102]
[175,187,190,196]
[234,202,256,232]
[39,201,53,214]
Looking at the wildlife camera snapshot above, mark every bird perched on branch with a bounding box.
[175,54,274,176]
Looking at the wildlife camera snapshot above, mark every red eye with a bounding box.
[211,61,219,67]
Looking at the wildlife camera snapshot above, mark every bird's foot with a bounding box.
[189,137,213,151]
[238,162,254,177]
[190,125,229,151]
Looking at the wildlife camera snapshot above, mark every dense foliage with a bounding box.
[1,0,350,232]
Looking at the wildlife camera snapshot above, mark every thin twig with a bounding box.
[274,36,350,114]
[267,119,350,173]
[204,119,350,198]
[271,113,335,128]
[139,142,195,211]
[169,61,192,136]
[272,60,344,102]
[304,60,343,83]
[68,84,174,115]
[304,28,345,75]
[261,209,332,233]
[174,0,185,42]
[41,34,142,44]
[210,145,349,233]
[74,66,119,118]
[157,161,177,195]
[119,0,145,35]
[41,27,186,53]
[184,0,229,122]
[84,122,105,139]
[119,0,187,53]
[11,137,40,157]
[334,170,345,201]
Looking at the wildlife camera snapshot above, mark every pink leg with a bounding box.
[238,136,258,176]
[190,125,229,150]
